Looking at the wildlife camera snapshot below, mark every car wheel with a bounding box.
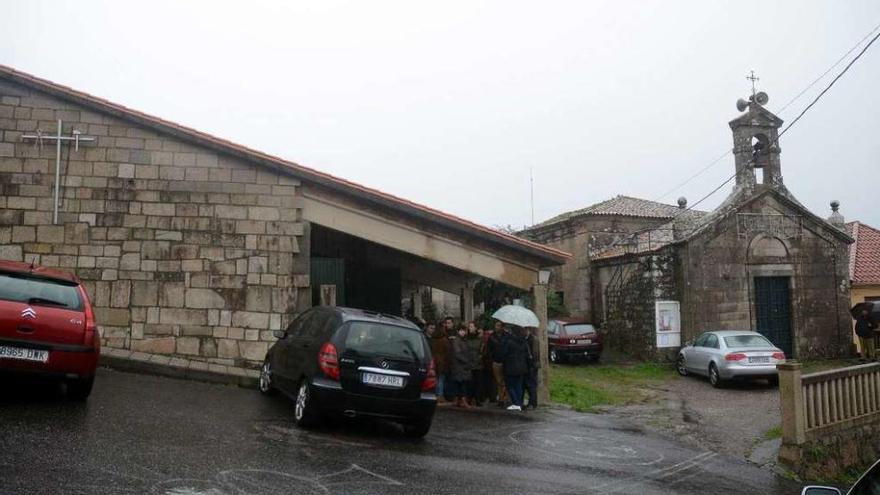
[259,358,276,396]
[66,376,94,401]
[768,376,779,387]
[708,363,724,388]
[403,417,433,438]
[676,355,689,376]
[293,379,320,428]
[549,348,559,364]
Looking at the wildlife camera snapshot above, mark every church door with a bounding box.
[754,276,793,357]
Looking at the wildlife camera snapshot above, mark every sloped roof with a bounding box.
[593,186,854,262]
[0,64,569,266]
[847,221,880,286]
[527,195,706,231]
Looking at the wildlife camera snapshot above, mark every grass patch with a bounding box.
[763,425,782,441]
[549,363,674,412]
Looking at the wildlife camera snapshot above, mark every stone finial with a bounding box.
[677,197,687,209]
[827,200,845,228]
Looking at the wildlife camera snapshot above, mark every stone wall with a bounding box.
[524,216,665,321]
[679,194,851,358]
[0,78,310,368]
[595,250,677,360]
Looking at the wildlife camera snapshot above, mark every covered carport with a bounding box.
[299,180,570,401]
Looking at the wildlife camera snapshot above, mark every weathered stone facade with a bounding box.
[523,197,696,321]
[0,77,309,368]
[591,96,853,360]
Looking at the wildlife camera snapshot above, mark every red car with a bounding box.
[548,319,603,363]
[0,260,100,399]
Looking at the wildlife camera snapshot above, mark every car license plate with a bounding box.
[577,339,592,344]
[749,356,770,364]
[362,372,404,388]
[0,345,48,363]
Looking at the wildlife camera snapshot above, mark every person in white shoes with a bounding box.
[500,325,531,412]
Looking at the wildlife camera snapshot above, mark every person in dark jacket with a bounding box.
[855,305,878,362]
[524,327,540,409]
[500,325,531,411]
[427,323,450,402]
[465,321,486,406]
[487,321,510,406]
[449,324,476,408]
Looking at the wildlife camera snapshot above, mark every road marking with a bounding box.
[592,452,718,494]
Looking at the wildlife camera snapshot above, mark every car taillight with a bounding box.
[725,353,747,361]
[772,352,785,360]
[81,288,99,349]
[318,342,340,381]
[422,358,437,392]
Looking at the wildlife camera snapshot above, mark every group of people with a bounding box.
[422,316,539,412]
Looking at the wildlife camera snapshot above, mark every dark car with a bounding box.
[802,458,880,494]
[0,260,100,400]
[548,319,603,363]
[259,306,437,437]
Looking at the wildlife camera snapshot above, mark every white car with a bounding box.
[676,330,785,388]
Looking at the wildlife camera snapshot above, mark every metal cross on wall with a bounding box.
[21,120,95,225]
[746,70,760,99]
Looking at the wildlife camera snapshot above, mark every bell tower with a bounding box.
[729,76,784,192]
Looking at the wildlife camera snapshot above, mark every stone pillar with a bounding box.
[461,280,475,323]
[532,282,551,404]
[778,361,806,448]
[412,289,423,320]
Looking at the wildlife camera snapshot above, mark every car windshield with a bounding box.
[0,272,82,310]
[724,335,773,348]
[564,324,596,335]
[343,322,427,361]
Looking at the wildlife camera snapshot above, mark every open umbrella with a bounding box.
[492,305,540,328]
[851,301,880,324]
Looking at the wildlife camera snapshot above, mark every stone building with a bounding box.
[590,94,853,360]
[521,195,705,321]
[0,65,568,371]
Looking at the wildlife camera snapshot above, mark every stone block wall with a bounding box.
[596,250,677,360]
[0,78,310,368]
[679,195,851,359]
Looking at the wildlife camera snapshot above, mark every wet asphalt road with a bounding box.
[0,369,801,495]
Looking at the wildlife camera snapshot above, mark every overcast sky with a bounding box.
[3,1,879,229]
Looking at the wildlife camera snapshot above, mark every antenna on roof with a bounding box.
[530,167,535,226]
[29,255,37,271]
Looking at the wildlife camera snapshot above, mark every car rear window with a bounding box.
[724,335,773,348]
[0,272,83,311]
[564,324,596,335]
[342,322,427,361]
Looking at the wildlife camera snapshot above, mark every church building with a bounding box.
[530,92,854,360]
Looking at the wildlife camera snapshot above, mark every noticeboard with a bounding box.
[655,300,681,348]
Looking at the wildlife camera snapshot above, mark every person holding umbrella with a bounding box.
[855,304,878,362]
[500,325,532,411]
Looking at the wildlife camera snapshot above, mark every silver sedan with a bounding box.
[676,330,786,388]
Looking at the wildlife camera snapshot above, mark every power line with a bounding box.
[611,29,880,250]
[655,19,880,203]
[776,20,880,115]
[652,149,730,202]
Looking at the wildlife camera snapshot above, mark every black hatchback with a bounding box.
[259,306,437,437]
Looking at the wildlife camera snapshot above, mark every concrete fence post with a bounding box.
[532,283,551,405]
[778,361,806,446]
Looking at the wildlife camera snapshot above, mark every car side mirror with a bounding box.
[272,330,286,339]
[801,487,841,495]
[684,340,693,347]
